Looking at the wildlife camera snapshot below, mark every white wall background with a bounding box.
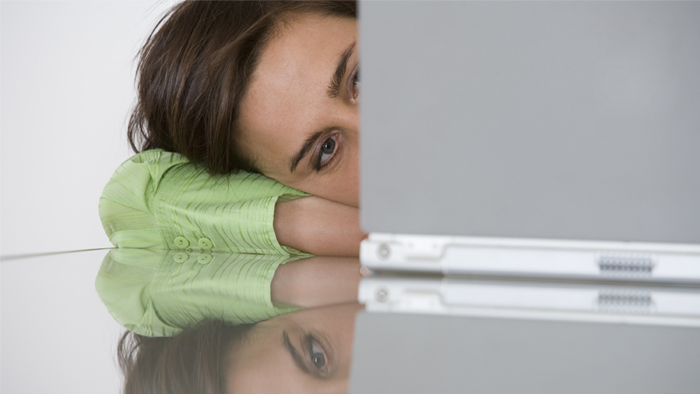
[1,1,179,392]
[1,0,177,257]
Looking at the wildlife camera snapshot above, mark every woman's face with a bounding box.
[226,303,361,394]
[238,13,359,207]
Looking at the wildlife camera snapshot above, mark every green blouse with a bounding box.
[99,149,309,255]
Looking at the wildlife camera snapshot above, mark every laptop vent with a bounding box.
[597,290,654,314]
[598,254,655,277]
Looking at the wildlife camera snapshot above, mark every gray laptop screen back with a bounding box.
[360,1,700,244]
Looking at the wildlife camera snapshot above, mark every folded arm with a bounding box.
[274,196,366,257]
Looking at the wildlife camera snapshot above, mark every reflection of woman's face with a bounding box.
[227,303,361,394]
[238,13,359,207]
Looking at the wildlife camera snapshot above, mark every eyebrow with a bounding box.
[327,42,356,99]
[283,330,313,376]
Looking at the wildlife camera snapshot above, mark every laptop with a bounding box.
[352,2,700,392]
[359,0,700,282]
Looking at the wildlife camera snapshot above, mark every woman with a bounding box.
[117,0,363,256]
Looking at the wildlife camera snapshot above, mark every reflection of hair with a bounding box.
[118,320,254,394]
[128,0,357,174]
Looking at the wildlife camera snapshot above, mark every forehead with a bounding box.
[237,13,357,170]
[252,12,356,103]
[227,338,288,392]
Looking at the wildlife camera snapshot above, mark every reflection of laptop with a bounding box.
[359,275,700,325]
[352,275,700,393]
[350,307,700,394]
[360,0,700,281]
[353,274,700,393]
[353,2,700,392]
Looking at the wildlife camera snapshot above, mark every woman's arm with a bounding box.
[274,196,366,256]
[270,256,362,308]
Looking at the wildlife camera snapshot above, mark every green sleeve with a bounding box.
[96,249,304,337]
[99,149,310,255]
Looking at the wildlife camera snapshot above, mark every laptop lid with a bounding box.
[360,1,700,245]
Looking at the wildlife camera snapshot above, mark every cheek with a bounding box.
[329,147,360,207]
[340,172,360,207]
[343,151,361,207]
[309,170,359,208]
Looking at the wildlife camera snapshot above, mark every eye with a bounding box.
[316,135,338,170]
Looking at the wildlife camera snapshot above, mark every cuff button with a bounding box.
[197,238,213,250]
[174,236,189,249]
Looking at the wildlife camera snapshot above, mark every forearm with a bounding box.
[273,196,365,256]
[270,256,362,308]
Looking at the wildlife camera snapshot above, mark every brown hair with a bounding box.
[128,0,357,174]
[118,320,254,394]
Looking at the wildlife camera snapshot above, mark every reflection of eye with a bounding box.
[310,341,326,370]
[306,334,330,377]
[316,135,337,171]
